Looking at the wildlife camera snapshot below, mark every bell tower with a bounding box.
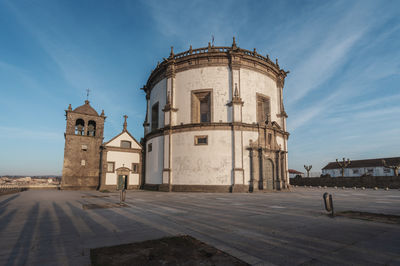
[61,100,106,190]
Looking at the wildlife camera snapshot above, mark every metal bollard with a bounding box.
[323,192,334,217]
[120,189,126,204]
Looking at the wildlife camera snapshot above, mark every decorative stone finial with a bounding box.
[266,54,270,60]
[123,115,128,131]
[101,110,105,116]
[68,104,72,111]
[85,100,89,105]
[232,36,237,49]
[208,42,211,51]
[169,46,174,58]
[253,48,257,54]
[276,58,279,65]
[189,45,193,54]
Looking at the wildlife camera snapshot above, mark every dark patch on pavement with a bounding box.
[90,235,249,266]
[336,211,400,224]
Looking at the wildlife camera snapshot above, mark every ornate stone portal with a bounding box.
[248,121,289,191]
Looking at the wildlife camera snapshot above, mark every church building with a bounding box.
[61,100,142,190]
[61,38,290,192]
[141,38,290,192]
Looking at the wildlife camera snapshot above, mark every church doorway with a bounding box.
[262,158,274,190]
[116,167,130,190]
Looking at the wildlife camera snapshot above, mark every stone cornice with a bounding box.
[101,146,141,153]
[143,45,289,94]
[144,122,289,141]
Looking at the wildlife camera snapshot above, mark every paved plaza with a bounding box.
[0,187,399,265]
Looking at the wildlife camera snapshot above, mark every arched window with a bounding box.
[75,119,85,135]
[87,120,96,136]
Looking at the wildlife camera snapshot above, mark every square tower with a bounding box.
[61,100,105,190]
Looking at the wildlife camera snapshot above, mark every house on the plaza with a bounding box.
[141,38,290,192]
[321,157,400,177]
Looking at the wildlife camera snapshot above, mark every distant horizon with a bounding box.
[0,0,399,175]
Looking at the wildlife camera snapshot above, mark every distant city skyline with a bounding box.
[0,0,399,175]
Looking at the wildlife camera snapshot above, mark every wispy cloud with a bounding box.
[0,126,60,140]
[139,0,248,48]
[4,1,98,91]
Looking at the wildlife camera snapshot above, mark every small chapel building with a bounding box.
[61,100,142,190]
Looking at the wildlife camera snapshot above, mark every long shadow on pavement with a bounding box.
[0,194,19,209]
[6,202,39,266]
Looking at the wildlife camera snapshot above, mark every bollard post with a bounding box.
[323,192,334,217]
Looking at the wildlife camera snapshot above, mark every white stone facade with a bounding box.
[99,126,142,190]
[142,41,289,192]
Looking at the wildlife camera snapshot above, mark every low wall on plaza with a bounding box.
[0,184,60,196]
[290,176,400,189]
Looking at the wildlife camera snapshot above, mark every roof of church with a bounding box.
[322,157,400,170]
[103,130,142,148]
[73,100,99,116]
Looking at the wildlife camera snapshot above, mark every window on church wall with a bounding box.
[87,120,96,136]
[256,95,270,124]
[268,133,272,145]
[151,102,159,131]
[192,90,212,123]
[121,141,131,149]
[75,119,85,135]
[132,163,139,173]
[195,135,208,145]
[107,162,115,173]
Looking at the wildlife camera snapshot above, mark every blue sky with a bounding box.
[0,0,399,175]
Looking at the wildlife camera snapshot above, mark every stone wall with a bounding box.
[290,176,400,189]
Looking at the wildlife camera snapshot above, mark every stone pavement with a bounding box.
[0,187,399,265]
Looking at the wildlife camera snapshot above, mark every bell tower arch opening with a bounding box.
[75,119,85,135]
[87,120,96,136]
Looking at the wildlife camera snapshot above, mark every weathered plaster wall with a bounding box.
[149,78,167,130]
[146,136,164,184]
[240,68,280,126]
[171,130,232,185]
[174,66,230,124]
[275,135,286,151]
